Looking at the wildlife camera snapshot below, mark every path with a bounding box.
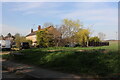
[2,59,95,80]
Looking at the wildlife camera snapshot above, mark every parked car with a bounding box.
[0,40,11,50]
[20,42,30,49]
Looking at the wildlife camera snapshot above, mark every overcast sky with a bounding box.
[1,1,118,40]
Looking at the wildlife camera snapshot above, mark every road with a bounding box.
[0,51,98,80]
[0,51,25,79]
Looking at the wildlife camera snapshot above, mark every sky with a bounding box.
[1,2,118,40]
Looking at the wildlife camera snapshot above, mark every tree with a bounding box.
[36,29,51,47]
[7,33,12,37]
[43,22,54,28]
[14,33,32,48]
[0,35,4,40]
[89,36,100,42]
[76,29,90,47]
[62,19,82,38]
[14,33,20,38]
[88,36,101,46]
[59,19,82,45]
[14,33,21,47]
[98,32,106,41]
[47,26,62,47]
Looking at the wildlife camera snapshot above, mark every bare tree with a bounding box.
[98,32,106,41]
[43,22,54,28]
[59,19,82,38]
[58,19,83,46]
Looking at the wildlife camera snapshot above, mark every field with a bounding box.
[2,41,120,78]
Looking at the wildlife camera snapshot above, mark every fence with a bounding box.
[88,42,109,46]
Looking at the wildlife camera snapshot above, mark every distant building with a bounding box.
[26,25,62,46]
[0,33,15,46]
[0,33,15,41]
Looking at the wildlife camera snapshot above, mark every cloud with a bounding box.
[60,3,118,25]
[2,0,119,2]
[11,2,64,15]
[2,0,51,2]
[12,2,43,11]
[2,2,118,40]
[2,24,29,36]
[58,2,118,40]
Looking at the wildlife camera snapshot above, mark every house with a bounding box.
[0,33,15,42]
[0,33,15,48]
[26,25,62,46]
[4,35,15,42]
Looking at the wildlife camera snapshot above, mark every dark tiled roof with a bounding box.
[26,26,52,37]
[5,36,15,39]
[26,31,36,37]
[26,26,59,37]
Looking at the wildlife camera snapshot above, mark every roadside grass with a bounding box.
[34,41,118,51]
[2,41,119,77]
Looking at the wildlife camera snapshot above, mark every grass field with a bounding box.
[2,41,119,78]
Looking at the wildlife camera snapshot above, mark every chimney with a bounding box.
[31,29,33,33]
[38,25,41,30]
